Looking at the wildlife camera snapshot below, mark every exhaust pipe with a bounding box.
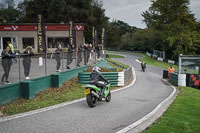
[91,91,100,98]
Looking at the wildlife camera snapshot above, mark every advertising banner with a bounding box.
[37,14,46,52]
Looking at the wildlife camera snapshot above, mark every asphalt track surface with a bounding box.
[0,54,173,133]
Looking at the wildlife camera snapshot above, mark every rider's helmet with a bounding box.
[92,66,101,73]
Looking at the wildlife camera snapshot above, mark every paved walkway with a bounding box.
[0,55,97,86]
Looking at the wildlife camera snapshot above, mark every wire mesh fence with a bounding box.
[0,49,106,86]
[179,55,200,74]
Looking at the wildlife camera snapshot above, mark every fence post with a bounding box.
[62,52,64,72]
[18,54,21,82]
[178,55,182,74]
[45,53,47,75]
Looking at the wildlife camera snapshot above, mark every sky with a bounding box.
[101,0,200,28]
[14,0,200,28]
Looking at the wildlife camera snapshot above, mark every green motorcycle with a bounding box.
[84,82,111,107]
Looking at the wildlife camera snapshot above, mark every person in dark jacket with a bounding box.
[23,46,34,79]
[96,44,100,59]
[1,46,16,84]
[77,44,84,67]
[83,43,89,65]
[55,44,62,72]
[66,44,74,69]
[90,66,108,96]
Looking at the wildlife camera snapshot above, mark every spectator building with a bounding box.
[0,23,84,53]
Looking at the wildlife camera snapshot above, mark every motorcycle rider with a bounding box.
[141,61,146,72]
[90,66,108,97]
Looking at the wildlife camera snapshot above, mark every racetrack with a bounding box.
[0,53,174,133]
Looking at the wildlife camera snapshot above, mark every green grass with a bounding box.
[106,53,130,71]
[139,54,178,71]
[106,54,125,58]
[106,50,178,70]
[107,58,129,69]
[0,78,85,116]
[0,66,120,116]
[143,86,200,133]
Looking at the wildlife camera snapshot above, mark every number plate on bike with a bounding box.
[84,89,90,95]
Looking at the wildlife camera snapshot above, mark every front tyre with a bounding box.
[105,91,111,102]
[86,94,97,107]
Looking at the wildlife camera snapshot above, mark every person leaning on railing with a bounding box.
[77,44,84,67]
[66,44,74,69]
[54,44,62,72]
[23,46,34,79]
[1,46,16,84]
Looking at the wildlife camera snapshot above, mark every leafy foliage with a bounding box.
[142,0,200,59]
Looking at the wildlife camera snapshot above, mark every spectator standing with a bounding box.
[96,44,100,59]
[168,65,175,79]
[66,44,74,69]
[23,46,34,79]
[7,41,17,62]
[1,46,16,84]
[7,41,14,53]
[55,44,62,72]
[77,44,84,67]
[83,43,88,65]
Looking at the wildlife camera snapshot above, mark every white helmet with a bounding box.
[93,66,101,73]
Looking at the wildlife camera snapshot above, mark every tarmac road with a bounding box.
[0,53,173,133]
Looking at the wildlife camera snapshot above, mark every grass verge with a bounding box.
[143,86,200,133]
[106,54,125,58]
[139,54,178,71]
[106,50,178,71]
[106,54,130,71]
[0,67,120,117]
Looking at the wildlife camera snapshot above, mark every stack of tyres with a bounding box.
[163,70,168,79]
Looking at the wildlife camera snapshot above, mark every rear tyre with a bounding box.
[105,91,111,102]
[86,94,97,107]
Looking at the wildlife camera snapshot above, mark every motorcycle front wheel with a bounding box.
[86,94,97,107]
[105,91,111,102]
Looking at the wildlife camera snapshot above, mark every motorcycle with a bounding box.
[84,81,111,107]
[141,62,146,72]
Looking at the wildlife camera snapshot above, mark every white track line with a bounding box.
[116,79,177,133]
[0,67,136,123]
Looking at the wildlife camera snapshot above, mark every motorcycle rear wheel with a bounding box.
[86,94,97,107]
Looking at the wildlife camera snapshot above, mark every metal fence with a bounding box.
[0,49,106,86]
[178,55,200,74]
[153,50,165,59]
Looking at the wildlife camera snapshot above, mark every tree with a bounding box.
[17,0,108,43]
[0,0,20,23]
[142,0,200,59]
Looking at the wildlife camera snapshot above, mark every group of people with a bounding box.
[1,41,101,85]
[1,41,34,84]
[54,43,99,72]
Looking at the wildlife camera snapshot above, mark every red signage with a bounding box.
[45,25,68,31]
[0,25,37,31]
[75,24,84,31]
[0,24,84,31]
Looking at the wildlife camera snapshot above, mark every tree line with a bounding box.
[1,0,200,60]
[120,0,200,60]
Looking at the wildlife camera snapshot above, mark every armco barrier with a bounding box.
[107,59,126,69]
[0,66,89,105]
[168,60,175,64]
[124,67,133,85]
[78,72,124,86]
[146,52,177,65]
[157,57,163,62]
[170,73,178,86]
